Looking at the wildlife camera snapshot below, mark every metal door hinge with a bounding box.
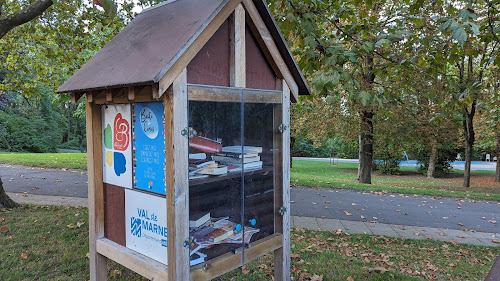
[181,127,196,139]
[278,124,288,133]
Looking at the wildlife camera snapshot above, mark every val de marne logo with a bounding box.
[131,217,142,237]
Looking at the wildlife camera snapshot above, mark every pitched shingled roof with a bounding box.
[56,0,310,96]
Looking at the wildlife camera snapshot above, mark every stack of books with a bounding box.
[212,146,263,172]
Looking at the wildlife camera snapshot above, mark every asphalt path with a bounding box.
[1,163,499,233]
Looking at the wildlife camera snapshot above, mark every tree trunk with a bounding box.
[358,110,374,184]
[0,177,18,209]
[0,0,53,39]
[462,101,476,188]
[427,143,437,178]
[496,132,500,182]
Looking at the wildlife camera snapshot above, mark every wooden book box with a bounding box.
[56,0,309,280]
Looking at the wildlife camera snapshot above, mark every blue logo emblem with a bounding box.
[131,217,141,237]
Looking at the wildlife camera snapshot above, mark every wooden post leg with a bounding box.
[274,81,291,281]
[166,69,190,280]
[86,96,107,281]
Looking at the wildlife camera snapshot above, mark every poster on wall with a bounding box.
[125,189,167,264]
[133,102,166,195]
[102,104,132,188]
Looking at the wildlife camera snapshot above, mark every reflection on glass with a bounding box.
[187,86,281,267]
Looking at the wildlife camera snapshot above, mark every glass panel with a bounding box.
[242,89,281,264]
[187,86,243,267]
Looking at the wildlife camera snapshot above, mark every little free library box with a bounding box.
[57,0,309,280]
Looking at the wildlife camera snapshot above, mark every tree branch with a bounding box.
[0,0,53,40]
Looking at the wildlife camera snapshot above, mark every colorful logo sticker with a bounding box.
[139,107,159,139]
[114,113,130,151]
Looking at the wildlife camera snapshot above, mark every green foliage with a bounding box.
[415,144,457,178]
[292,136,333,158]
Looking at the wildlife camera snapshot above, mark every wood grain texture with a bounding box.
[187,19,230,87]
[274,81,291,281]
[230,4,245,87]
[86,96,107,281]
[158,0,242,97]
[93,86,155,105]
[166,69,190,280]
[245,24,276,90]
[96,238,168,280]
[242,0,298,102]
[191,234,283,281]
[103,183,126,246]
[188,84,281,103]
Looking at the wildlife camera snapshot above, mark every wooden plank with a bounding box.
[106,91,113,102]
[166,69,190,280]
[242,0,299,102]
[96,238,168,280]
[274,81,291,281]
[152,84,160,100]
[188,85,281,103]
[230,4,245,87]
[94,86,154,105]
[191,234,283,281]
[85,94,107,281]
[128,86,135,101]
[71,93,83,104]
[158,0,242,97]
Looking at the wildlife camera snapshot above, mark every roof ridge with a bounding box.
[140,0,181,15]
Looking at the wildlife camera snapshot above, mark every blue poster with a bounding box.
[133,102,166,195]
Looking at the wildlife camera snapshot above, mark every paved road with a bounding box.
[2,164,499,233]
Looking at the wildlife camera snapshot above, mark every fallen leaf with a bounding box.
[458,223,464,226]
[347,277,354,281]
[41,177,46,180]
[56,214,63,219]
[344,211,352,216]
[290,253,300,258]
[310,274,323,281]
[324,206,328,209]
[360,215,365,219]
[31,186,39,190]
[312,202,317,205]
[492,240,500,244]
[414,232,420,236]
[21,250,30,260]
[40,237,47,242]
[0,217,4,223]
[77,221,85,228]
[241,265,250,275]
[403,212,408,215]
[56,179,62,182]
[481,217,486,220]
[1,226,8,232]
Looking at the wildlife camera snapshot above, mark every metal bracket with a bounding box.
[181,127,197,139]
[278,124,288,134]
[183,235,195,248]
[278,206,287,216]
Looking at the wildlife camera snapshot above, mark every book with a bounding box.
[211,155,260,164]
[189,212,210,228]
[188,174,209,180]
[189,136,222,153]
[189,242,202,256]
[193,226,233,243]
[196,165,228,175]
[221,146,263,154]
[230,161,263,170]
[190,252,207,266]
[189,159,216,168]
[206,228,234,243]
[189,153,207,160]
[215,152,260,158]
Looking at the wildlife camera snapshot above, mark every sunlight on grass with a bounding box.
[0,152,87,170]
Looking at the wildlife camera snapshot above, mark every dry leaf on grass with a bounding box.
[347,277,354,281]
[310,274,323,281]
[1,226,8,232]
[20,250,30,260]
[241,265,250,275]
[0,217,4,222]
[290,253,300,258]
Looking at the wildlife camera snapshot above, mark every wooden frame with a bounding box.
[83,2,296,280]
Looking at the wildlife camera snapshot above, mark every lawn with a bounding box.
[0,152,87,170]
[1,152,499,200]
[291,161,500,201]
[1,205,498,280]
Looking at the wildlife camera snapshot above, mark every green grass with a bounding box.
[1,153,499,200]
[1,206,497,280]
[0,152,87,170]
[291,161,500,201]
